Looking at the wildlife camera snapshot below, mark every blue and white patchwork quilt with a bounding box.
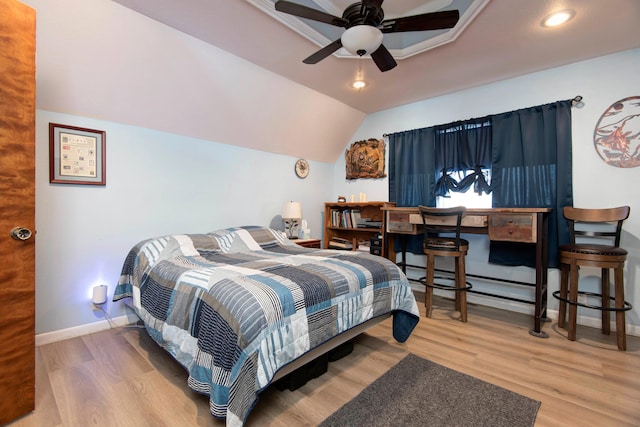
[114,226,419,426]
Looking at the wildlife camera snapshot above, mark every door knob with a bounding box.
[10,227,32,241]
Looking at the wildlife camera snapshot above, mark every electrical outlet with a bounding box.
[577,294,588,305]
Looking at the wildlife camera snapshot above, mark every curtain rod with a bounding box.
[383,95,585,137]
[571,95,584,108]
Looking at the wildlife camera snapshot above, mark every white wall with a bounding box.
[23,0,364,164]
[35,111,333,335]
[335,49,640,333]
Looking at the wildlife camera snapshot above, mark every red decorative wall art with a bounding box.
[593,96,640,168]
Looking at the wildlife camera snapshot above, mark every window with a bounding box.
[436,169,492,208]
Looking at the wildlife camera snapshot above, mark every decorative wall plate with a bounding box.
[593,96,640,168]
[295,158,309,178]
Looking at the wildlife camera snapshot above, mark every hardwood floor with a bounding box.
[8,296,640,427]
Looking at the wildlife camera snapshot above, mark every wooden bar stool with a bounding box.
[418,206,472,322]
[554,206,632,350]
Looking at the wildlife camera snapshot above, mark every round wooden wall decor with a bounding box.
[593,96,640,168]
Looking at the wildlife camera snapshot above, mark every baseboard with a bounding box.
[551,309,640,337]
[35,313,138,347]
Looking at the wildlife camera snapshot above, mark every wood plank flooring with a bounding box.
[7,296,640,426]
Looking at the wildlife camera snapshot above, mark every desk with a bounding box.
[383,207,551,338]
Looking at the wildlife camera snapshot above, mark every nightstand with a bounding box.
[293,238,321,248]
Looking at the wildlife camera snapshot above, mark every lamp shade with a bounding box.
[340,25,383,55]
[282,201,302,219]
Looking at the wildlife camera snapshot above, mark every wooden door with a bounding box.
[0,0,37,424]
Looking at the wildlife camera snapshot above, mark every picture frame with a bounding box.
[49,123,106,185]
[345,138,387,180]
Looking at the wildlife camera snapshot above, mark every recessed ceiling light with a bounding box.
[542,9,575,27]
[352,80,366,89]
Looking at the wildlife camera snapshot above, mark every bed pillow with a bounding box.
[206,226,295,253]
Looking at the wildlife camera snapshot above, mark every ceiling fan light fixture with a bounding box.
[542,9,575,27]
[352,80,366,89]
[340,25,383,56]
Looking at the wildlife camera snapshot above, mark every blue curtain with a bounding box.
[489,100,573,268]
[388,127,436,253]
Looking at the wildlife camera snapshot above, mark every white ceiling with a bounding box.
[112,0,640,114]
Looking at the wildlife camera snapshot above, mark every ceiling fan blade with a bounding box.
[275,1,348,27]
[370,44,397,72]
[380,10,460,33]
[303,39,343,64]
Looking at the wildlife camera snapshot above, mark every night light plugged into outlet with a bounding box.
[92,285,108,305]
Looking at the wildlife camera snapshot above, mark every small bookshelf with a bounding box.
[323,201,395,258]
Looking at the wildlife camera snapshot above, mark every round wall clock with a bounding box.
[593,96,640,168]
[295,159,309,178]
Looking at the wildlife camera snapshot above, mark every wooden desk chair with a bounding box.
[418,206,472,322]
[554,206,632,350]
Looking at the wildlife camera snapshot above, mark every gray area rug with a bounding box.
[319,353,540,427]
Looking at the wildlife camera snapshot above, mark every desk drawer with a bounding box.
[409,213,487,228]
[489,213,537,243]
[387,212,418,234]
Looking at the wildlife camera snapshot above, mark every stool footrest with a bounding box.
[419,275,472,292]
[552,290,632,312]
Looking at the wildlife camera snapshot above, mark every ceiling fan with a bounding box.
[274,0,460,72]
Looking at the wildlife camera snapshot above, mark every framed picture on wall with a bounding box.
[49,123,106,185]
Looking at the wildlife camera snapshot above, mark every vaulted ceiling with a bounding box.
[113,0,640,114]
[30,0,640,164]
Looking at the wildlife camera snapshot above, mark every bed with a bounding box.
[113,226,419,426]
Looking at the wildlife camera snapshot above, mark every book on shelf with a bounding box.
[343,209,351,228]
[356,240,370,252]
[356,217,370,227]
[328,237,353,250]
[350,209,361,228]
[329,209,365,229]
[330,209,340,227]
[358,220,382,228]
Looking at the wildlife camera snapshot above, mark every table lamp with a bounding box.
[282,201,302,239]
